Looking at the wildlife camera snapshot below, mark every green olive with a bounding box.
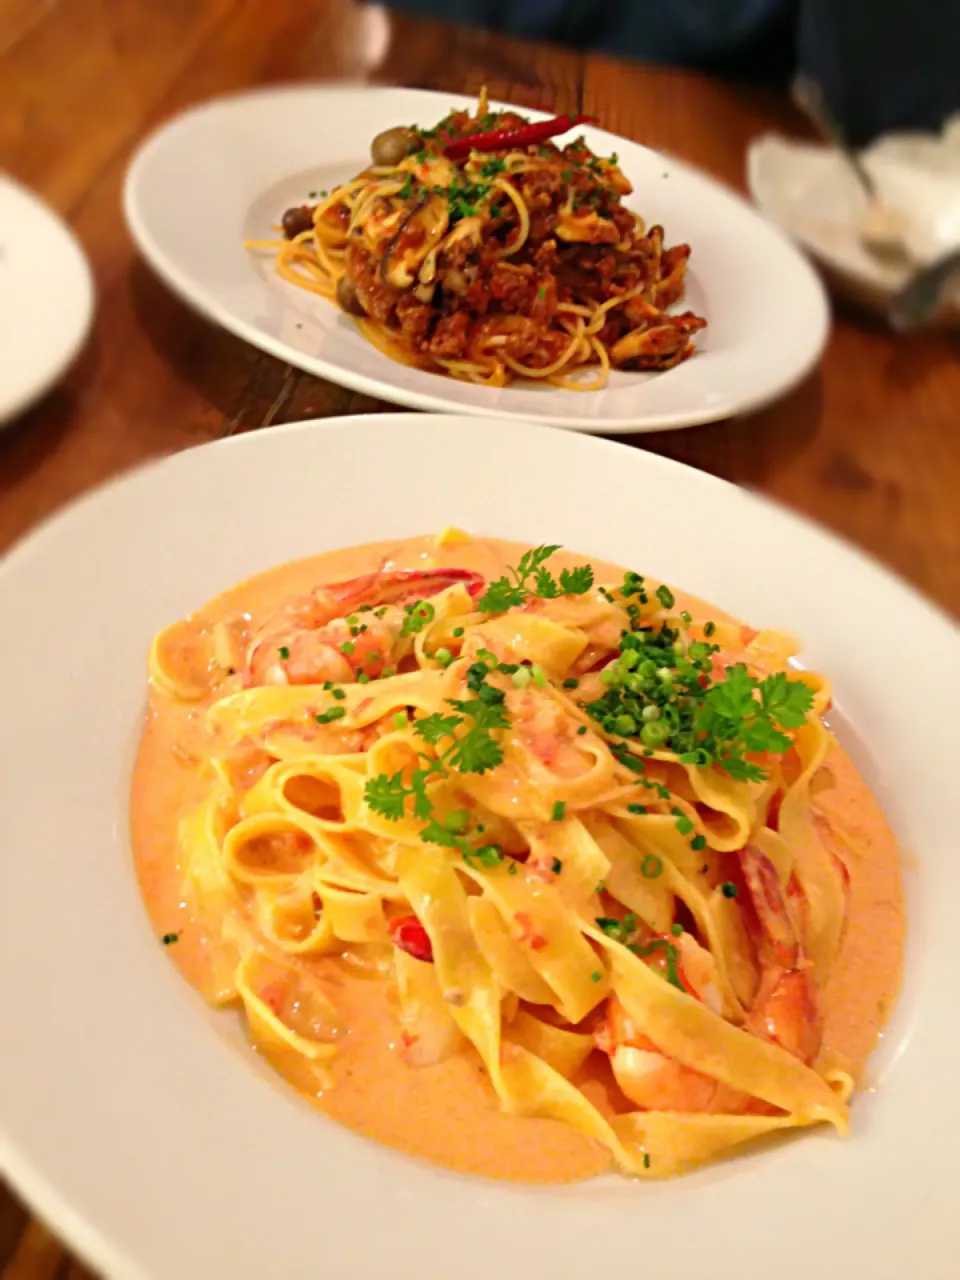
[370,126,419,167]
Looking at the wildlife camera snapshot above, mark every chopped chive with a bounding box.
[332,687,346,700]
[340,641,355,656]
[627,803,646,815]
[452,626,465,637]
[643,1153,651,1169]
[641,854,663,879]
[691,834,706,851]
[316,705,346,724]
[670,923,684,937]
[577,724,588,735]
[512,666,532,688]
[551,857,563,874]
[531,665,547,688]
[434,647,453,667]
[357,672,370,684]
[674,815,694,836]
[551,801,566,822]
[278,646,290,659]
[391,711,408,730]
[591,970,603,983]
[444,808,470,834]
[161,932,180,945]
[656,585,675,610]
[704,621,716,637]
[721,881,738,898]
[562,677,580,689]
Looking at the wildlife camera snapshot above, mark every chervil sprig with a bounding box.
[363,661,510,865]
[693,666,813,781]
[478,544,595,613]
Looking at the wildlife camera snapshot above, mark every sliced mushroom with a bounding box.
[555,208,619,245]
[597,161,634,197]
[360,201,407,254]
[381,194,449,289]
[417,215,483,289]
[440,215,483,254]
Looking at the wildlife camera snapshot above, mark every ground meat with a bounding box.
[518,170,566,211]
[488,261,537,313]
[395,295,434,342]
[426,311,471,359]
[348,244,399,324]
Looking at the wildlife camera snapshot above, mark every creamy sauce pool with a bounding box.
[131,534,905,1183]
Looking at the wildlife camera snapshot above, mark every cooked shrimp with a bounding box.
[508,688,591,776]
[244,568,483,687]
[596,932,742,1113]
[738,844,823,1065]
[598,993,722,1112]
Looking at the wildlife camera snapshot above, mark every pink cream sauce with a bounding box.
[131,534,905,1183]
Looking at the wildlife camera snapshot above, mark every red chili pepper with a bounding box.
[443,113,593,160]
[388,915,434,963]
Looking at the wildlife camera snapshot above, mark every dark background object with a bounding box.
[376,0,960,144]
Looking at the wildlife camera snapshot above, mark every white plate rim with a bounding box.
[1,412,958,1280]
[122,84,830,434]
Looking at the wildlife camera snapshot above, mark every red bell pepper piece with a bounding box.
[388,915,434,963]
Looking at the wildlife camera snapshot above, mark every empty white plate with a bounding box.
[0,413,958,1280]
[124,85,829,433]
[0,175,94,425]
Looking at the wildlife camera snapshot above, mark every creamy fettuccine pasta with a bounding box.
[132,532,904,1181]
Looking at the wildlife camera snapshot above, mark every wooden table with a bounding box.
[1,1,958,1274]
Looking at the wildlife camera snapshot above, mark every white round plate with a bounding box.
[1,414,957,1280]
[0,175,94,424]
[123,85,828,433]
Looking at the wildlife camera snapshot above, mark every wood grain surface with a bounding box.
[1,1,957,1274]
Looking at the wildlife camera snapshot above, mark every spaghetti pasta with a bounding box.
[246,92,706,390]
[133,532,904,1182]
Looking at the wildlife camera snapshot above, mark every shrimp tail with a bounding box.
[737,845,822,1064]
[313,567,485,618]
[738,844,799,969]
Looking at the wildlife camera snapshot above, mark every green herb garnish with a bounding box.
[478,545,594,612]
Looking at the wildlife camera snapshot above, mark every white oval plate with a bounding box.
[0,175,94,425]
[1,413,957,1280]
[123,85,828,433]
